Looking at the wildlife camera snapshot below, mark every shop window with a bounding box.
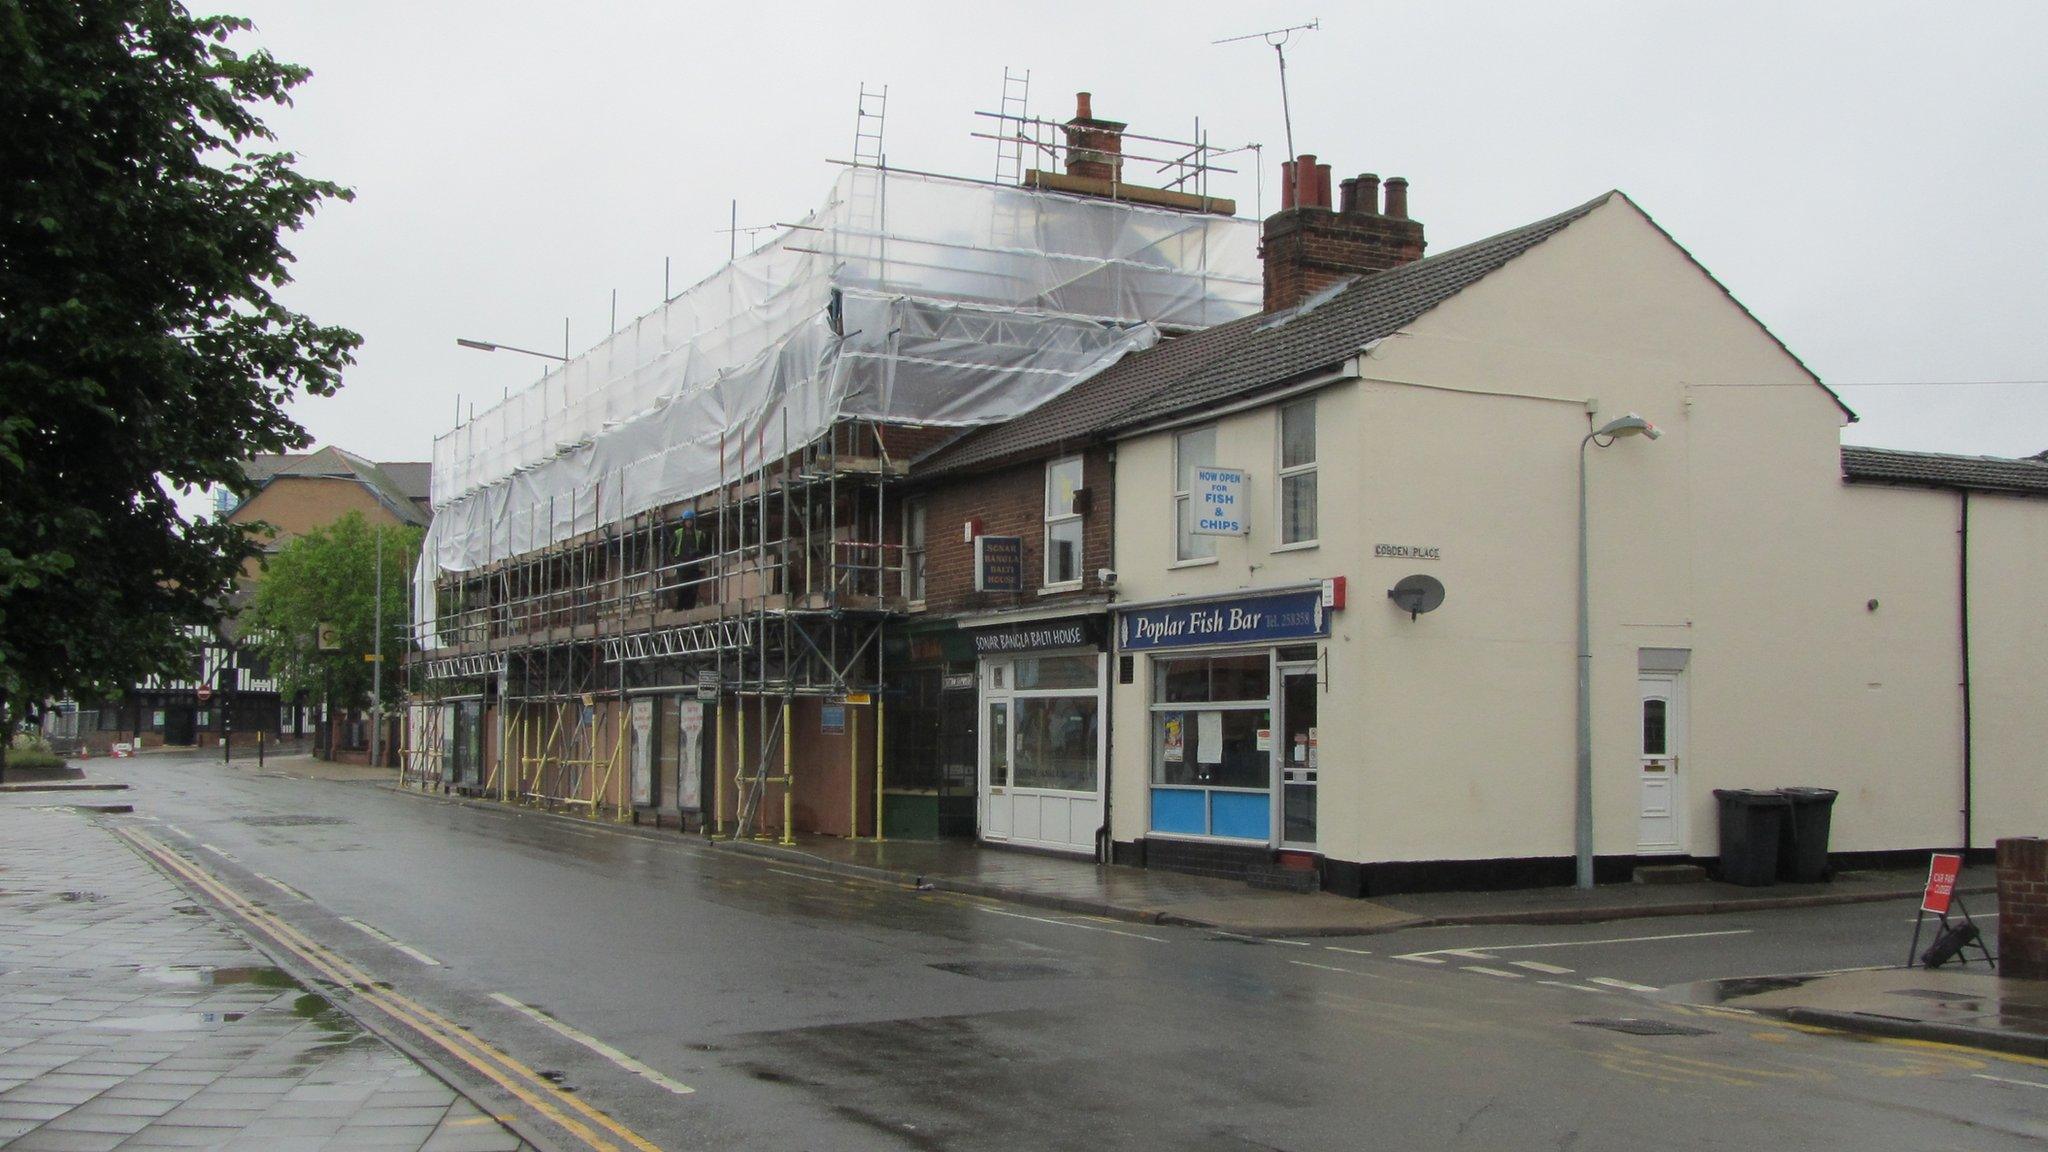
[1279,398,1317,545]
[1045,456,1084,585]
[904,499,928,601]
[1013,654,1097,691]
[1150,652,1272,793]
[1174,427,1218,561]
[1012,696,1099,792]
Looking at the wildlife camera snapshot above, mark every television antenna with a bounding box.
[1214,18,1319,161]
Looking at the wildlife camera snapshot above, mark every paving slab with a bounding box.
[0,805,538,1152]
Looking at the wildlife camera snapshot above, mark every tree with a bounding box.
[0,2,359,775]
[241,512,419,729]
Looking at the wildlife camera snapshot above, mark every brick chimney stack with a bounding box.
[1262,155,1426,312]
[1062,92,1127,183]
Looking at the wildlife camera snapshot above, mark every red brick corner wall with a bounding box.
[1996,837,2047,979]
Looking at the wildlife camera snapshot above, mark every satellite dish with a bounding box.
[1387,574,1446,620]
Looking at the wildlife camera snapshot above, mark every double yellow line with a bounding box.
[117,829,665,1152]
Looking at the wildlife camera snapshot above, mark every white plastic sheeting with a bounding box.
[417,167,1260,644]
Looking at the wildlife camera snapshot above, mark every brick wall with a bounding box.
[1261,206,1425,312]
[1996,837,2047,979]
[901,446,1115,616]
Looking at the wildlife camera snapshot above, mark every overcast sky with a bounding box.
[225,0,2048,479]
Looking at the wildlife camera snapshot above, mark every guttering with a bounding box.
[1111,358,1365,442]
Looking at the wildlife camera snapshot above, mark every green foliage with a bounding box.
[241,512,419,709]
[5,746,64,771]
[0,3,359,723]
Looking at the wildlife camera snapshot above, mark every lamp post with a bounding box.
[1576,412,1661,890]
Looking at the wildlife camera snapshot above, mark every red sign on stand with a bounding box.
[1920,853,1962,915]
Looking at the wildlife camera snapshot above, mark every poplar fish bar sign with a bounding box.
[1193,467,1248,536]
[1117,590,1328,651]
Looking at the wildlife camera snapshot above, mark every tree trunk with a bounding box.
[0,686,10,782]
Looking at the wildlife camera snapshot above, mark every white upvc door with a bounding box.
[1637,671,1685,854]
[981,687,1012,842]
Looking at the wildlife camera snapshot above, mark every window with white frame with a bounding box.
[1279,399,1317,545]
[1174,426,1218,561]
[903,499,927,601]
[1045,456,1084,585]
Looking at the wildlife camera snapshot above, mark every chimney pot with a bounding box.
[1384,177,1410,220]
[1280,160,1297,210]
[1294,154,1318,210]
[1076,91,1092,120]
[1316,163,1333,210]
[1338,177,1358,214]
[1356,174,1381,215]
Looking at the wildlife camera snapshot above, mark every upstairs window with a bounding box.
[1174,427,1218,561]
[1045,456,1084,586]
[1279,399,1317,545]
[904,499,928,601]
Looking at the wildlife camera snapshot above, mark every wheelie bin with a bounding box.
[1777,787,1840,882]
[1713,789,1788,887]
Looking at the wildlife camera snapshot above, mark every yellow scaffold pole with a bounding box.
[874,696,886,842]
[848,706,860,838]
[713,694,724,836]
[779,697,794,846]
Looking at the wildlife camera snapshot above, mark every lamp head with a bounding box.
[1595,413,1660,440]
[455,338,496,352]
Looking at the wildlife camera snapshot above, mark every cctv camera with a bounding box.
[1096,568,1118,587]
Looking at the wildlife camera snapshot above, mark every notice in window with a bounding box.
[1163,714,1184,762]
[1197,711,1223,764]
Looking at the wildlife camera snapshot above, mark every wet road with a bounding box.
[87,753,2047,1151]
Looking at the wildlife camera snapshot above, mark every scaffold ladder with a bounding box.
[993,67,1031,184]
[853,83,887,169]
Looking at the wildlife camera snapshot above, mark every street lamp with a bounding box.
[455,337,566,362]
[1576,412,1661,890]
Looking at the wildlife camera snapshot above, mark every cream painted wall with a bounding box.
[1110,193,2041,869]
[1964,493,2048,844]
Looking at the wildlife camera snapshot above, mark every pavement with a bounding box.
[0,801,533,1152]
[1670,965,2048,1059]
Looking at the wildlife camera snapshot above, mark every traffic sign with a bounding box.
[194,685,213,703]
[1920,853,1962,915]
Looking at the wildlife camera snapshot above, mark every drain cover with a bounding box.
[928,960,1067,982]
[1574,1018,1714,1037]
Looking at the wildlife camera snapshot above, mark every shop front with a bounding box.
[966,613,1109,857]
[1116,587,1332,858]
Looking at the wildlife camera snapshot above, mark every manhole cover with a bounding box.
[928,960,1067,982]
[1574,1018,1714,1037]
[238,815,349,827]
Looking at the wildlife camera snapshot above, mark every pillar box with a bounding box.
[1995,837,2047,979]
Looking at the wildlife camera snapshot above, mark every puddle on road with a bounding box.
[1662,973,1822,1007]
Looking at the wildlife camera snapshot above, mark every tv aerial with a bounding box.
[1387,574,1445,620]
[1213,18,1320,161]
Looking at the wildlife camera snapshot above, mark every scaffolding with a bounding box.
[407,121,1262,838]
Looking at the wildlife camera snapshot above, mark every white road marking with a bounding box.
[1289,960,1361,975]
[1216,933,1310,946]
[489,993,694,1096]
[249,872,311,902]
[1462,965,1526,979]
[1397,954,1448,965]
[1971,1073,2048,1090]
[339,917,442,966]
[1539,980,1613,993]
[1395,928,1750,963]
[1512,961,1577,975]
[1323,945,1374,956]
[975,905,1168,943]
[199,843,240,863]
[766,868,839,885]
[1589,977,1661,993]
[163,824,190,838]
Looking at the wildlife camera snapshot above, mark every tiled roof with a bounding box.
[233,447,433,525]
[917,192,1617,477]
[1841,445,2048,495]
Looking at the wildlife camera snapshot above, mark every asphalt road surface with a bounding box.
[78,752,2046,1151]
